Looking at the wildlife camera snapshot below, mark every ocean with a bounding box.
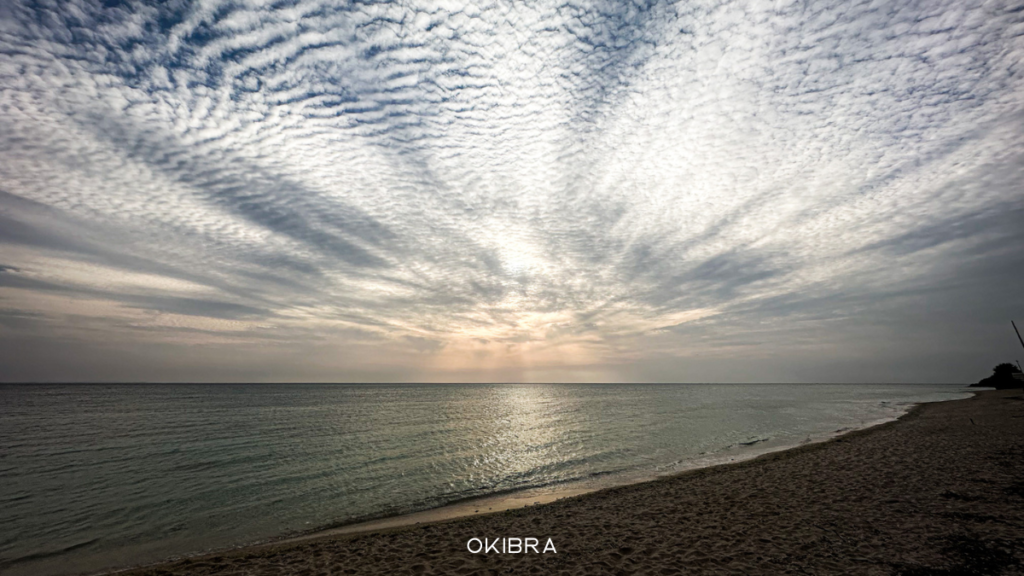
[0,383,971,576]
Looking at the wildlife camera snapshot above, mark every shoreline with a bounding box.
[1,385,972,576]
[115,393,936,563]
[272,395,934,548]
[95,388,1018,576]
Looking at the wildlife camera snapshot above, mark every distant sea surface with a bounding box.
[0,383,971,575]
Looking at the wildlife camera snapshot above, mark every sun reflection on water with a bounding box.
[464,385,568,492]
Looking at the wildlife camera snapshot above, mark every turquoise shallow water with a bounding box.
[0,383,971,575]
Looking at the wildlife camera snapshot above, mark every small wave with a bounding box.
[0,493,31,504]
[738,437,770,446]
[0,538,100,570]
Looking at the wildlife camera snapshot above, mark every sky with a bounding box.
[0,0,1022,383]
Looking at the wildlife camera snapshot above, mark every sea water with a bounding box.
[0,383,971,575]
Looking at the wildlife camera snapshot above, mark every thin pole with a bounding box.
[1015,322,1024,392]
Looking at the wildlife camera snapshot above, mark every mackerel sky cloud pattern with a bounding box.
[1,0,1022,382]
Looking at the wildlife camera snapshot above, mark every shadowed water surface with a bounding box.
[0,383,970,575]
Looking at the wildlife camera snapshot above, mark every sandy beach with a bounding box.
[117,389,1024,576]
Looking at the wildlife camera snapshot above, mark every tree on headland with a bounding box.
[972,362,1024,389]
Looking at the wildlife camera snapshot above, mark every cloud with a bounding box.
[0,0,1022,382]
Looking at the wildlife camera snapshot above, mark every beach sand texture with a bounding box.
[121,389,1024,576]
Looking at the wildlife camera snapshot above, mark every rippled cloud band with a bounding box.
[1,0,1022,382]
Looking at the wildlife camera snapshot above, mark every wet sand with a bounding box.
[119,389,1024,576]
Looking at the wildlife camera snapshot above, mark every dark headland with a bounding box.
[114,389,1024,576]
[973,362,1024,390]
